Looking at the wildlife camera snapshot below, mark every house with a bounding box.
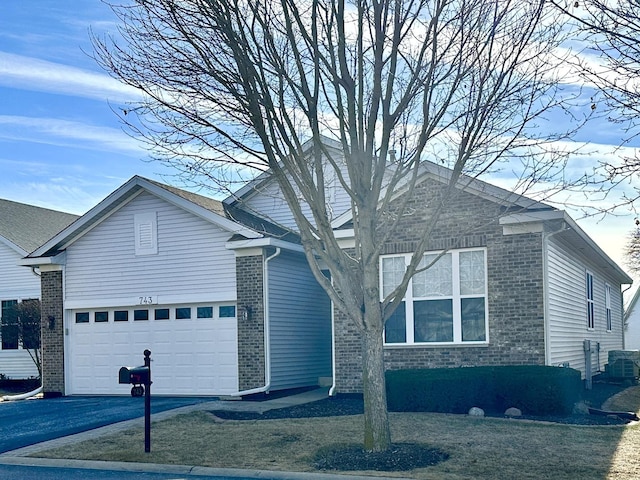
[0,199,78,379]
[26,144,632,397]
[225,153,633,393]
[23,177,331,397]
[623,287,640,350]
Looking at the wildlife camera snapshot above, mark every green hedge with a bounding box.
[386,366,582,415]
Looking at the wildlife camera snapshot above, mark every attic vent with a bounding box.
[134,212,158,255]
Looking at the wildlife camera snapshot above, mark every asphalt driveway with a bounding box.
[0,396,215,454]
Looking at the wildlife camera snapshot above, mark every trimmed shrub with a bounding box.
[386,366,582,415]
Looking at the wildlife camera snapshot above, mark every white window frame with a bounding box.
[586,271,595,330]
[605,283,612,332]
[381,247,489,346]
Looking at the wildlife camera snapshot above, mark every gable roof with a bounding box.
[222,137,631,285]
[24,176,262,263]
[0,199,79,255]
[223,135,344,208]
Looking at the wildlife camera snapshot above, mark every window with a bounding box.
[134,212,158,255]
[75,312,90,323]
[155,308,170,320]
[1,300,18,350]
[381,248,487,345]
[219,306,236,318]
[586,272,595,329]
[605,283,612,332]
[21,299,40,350]
[114,310,129,322]
[95,311,109,323]
[134,309,149,321]
[197,307,213,319]
[176,307,191,319]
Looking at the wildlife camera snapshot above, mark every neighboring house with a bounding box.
[25,142,633,397]
[0,199,78,379]
[623,287,640,350]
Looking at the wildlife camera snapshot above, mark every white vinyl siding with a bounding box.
[268,252,332,390]
[64,192,237,307]
[0,243,40,300]
[242,153,352,230]
[0,243,41,379]
[546,237,624,375]
[0,350,39,379]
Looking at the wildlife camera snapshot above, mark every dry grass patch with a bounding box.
[32,408,640,479]
[604,386,640,413]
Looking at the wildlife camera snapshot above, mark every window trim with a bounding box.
[586,271,595,330]
[381,247,489,346]
[605,283,612,332]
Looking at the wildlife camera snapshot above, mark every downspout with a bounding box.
[234,247,281,397]
[329,295,337,397]
[622,284,633,350]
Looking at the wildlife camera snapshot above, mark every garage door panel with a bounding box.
[68,304,238,395]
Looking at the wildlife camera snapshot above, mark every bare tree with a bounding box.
[4,300,41,380]
[624,218,640,276]
[553,0,640,210]
[94,0,585,451]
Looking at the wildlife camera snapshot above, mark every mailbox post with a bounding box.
[118,349,152,452]
[143,349,151,453]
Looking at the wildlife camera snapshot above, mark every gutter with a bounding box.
[233,247,281,396]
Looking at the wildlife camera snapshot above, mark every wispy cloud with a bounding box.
[0,115,143,155]
[0,179,110,215]
[0,52,140,102]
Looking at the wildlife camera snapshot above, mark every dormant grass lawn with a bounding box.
[32,387,640,480]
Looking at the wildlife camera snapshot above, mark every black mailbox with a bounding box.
[119,366,149,385]
[118,350,152,452]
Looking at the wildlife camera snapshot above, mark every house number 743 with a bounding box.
[139,296,156,305]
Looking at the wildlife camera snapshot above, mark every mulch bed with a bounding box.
[313,442,449,471]
[210,382,632,425]
[209,382,634,472]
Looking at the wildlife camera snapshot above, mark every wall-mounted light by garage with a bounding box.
[238,306,251,322]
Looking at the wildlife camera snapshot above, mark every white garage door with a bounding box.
[66,303,238,395]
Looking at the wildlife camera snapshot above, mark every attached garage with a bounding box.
[66,303,238,395]
[25,176,333,398]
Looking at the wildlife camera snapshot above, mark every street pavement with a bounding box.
[0,390,403,479]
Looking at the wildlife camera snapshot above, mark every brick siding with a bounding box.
[40,269,65,397]
[236,254,266,391]
[333,180,546,393]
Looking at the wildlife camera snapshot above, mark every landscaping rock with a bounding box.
[573,401,590,415]
[505,407,522,417]
[468,407,485,417]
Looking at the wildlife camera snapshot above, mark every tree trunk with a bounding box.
[361,325,391,452]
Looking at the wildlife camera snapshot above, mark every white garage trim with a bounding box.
[65,302,238,396]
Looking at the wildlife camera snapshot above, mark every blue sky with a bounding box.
[0,1,637,273]
[0,1,179,215]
